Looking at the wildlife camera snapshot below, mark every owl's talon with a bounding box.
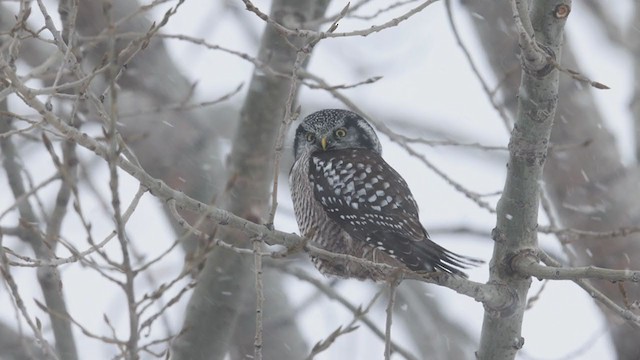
[386,268,405,285]
[285,237,309,255]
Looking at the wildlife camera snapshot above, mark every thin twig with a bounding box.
[305,286,384,360]
[0,120,46,139]
[138,281,197,334]
[298,70,497,213]
[0,239,59,359]
[166,199,254,255]
[104,4,139,356]
[118,83,244,119]
[0,173,60,220]
[274,264,419,360]
[510,0,547,70]
[538,252,640,329]
[401,136,508,151]
[6,185,147,268]
[525,279,548,310]
[384,276,400,360]
[2,62,512,311]
[445,0,512,130]
[350,0,422,21]
[267,2,350,227]
[549,58,610,90]
[241,0,438,39]
[538,224,640,240]
[253,235,265,360]
[513,251,640,283]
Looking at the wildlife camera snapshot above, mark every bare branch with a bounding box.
[445,0,513,130]
[274,264,420,360]
[266,1,350,226]
[298,69,497,214]
[539,253,640,330]
[513,251,640,283]
[384,277,400,360]
[1,57,511,311]
[303,283,383,360]
[0,240,58,359]
[0,96,77,358]
[253,236,265,360]
[241,0,439,39]
[478,1,570,358]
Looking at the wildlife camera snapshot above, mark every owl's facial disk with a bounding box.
[293,109,382,159]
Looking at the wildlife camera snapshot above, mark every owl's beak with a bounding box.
[321,136,328,151]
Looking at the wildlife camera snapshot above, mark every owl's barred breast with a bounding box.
[290,151,403,281]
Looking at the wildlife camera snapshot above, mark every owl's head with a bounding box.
[293,109,382,159]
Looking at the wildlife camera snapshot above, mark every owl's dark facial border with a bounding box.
[293,122,317,159]
[341,114,382,154]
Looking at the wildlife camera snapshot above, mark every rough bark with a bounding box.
[465,0,640,358]
[476,1,569,359]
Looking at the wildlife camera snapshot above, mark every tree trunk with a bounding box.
[171,1,329,359]
[465,0,640,358]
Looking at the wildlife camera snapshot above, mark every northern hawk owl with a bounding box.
[289,109,479,281]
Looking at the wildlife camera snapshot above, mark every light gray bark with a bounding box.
[465,0,640,358]
[477,1,570,359]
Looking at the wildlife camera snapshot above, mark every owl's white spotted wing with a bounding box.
[309,148,476,276]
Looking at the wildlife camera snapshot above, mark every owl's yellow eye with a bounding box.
[306,133,316,142]
[334,128,347,137]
